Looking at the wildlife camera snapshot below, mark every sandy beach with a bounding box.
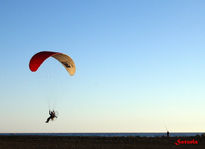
[0,135,205,149]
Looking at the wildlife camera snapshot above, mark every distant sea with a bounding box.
[0,133,204,137]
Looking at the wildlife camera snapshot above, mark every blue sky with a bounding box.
[0,0,205,133]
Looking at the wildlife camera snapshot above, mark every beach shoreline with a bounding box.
[1,135,205,149]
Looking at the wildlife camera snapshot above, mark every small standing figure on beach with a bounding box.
[46,110,57,123]
[167,131,170,137]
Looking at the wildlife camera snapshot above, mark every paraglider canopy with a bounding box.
[29,51,75,76]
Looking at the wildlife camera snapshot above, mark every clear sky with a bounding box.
[0,0,205,133]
